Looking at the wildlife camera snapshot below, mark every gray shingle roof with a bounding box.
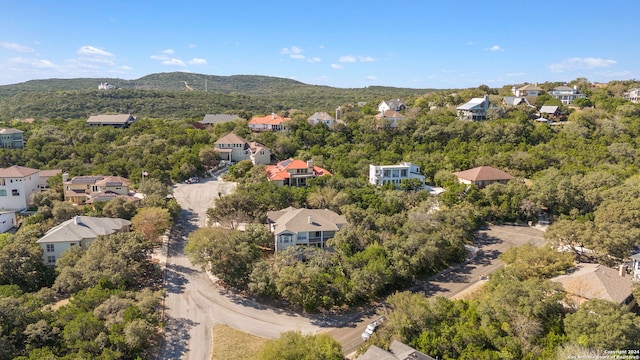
[267,207,346,235]
[200,114,240,124]
[36,216,131,244]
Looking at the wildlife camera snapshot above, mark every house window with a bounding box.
[47,256,56,264]
[46,244,55,252]
[11,189,19,196]
[0,190,5,196]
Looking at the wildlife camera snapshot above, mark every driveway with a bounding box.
[157,176,321,360]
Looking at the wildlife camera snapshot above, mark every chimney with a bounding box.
[74,215,80,225]
[307,160,314,168]
[308,215,312,224]
[619,264,627,277]
[62,172,69,182]
[272,112,275,119]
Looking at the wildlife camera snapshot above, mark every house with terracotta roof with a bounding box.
[267,207,346,252]
[0,165,42,211]
[0,128,25,149]
[375,110,406,129]
[63,174,135,205]
[453,166,513,188]
[214,133,271,165]
[551,263,636,310]
[86,114,136,128]
[248,113,291,132]
[511,84,542,97]
[265,159,332,187]
[307,112,336,127]
[36,215,131,265]
[38,169,62,192]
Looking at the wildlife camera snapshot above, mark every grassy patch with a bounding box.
[211,324,268,360]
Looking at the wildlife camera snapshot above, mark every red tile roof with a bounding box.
[248,113,291,125]
[265,158,332,181]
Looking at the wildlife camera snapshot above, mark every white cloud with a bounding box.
[77,46,113,57]
[281,46,303,55]
[0,42,34,53]
[189,58,207,65]
[8,57,57,69]
[467,41,474,45]
[358,56,375,62]
[150,54,169,61]
[307,57,321,63]
[548,57,617,72]
[339,55,357,63]
[188,44,196,48]
[162,58,186,66]
[505,72,526,77]
[162,49,175,54]
[331,64,343,69]
[484,45,504,52]
[365,75,378,81]
[119,65,132,71]
[290,54,305,60]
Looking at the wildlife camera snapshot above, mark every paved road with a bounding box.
[325,224,547,356]
[157,176,320,360]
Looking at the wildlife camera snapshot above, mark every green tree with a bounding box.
[131,207,172,244]
[256,331,343,360]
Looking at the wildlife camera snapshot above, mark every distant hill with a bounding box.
[0,72,438,120]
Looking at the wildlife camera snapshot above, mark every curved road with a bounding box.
[156,175,547,358]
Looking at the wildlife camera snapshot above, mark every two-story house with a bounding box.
[265,159,332,186]
[194,114,240,129]
[36,215,131,265]
[87,114,136,128]
[248,113,291,132]
[377,99,406,113]
[375,110,406,129]
[456,95,490,120]
[63,174,133,205]
[0,128,25,149]
[0,165,41,211]
[549,86,586,105]
[214,133,271,165]
[624,88,640,103]
[511,84,542,97]
[369,162,425,188]
[267,207,346,252]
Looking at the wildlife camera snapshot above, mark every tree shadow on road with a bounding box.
[157,316,199,360]
[164,263,197,294]
[475,232,502,246]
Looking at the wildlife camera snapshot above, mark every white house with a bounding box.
[0,128,25,149]
[456,95,490,120]
[214,133,271,165]
[624,88,640,103]
[375,110,406,129]
[307,112,336,127]
[0,211,17,233]
[511,84,542,97]
[267,207,346,252]
[377,99,406,113]
[549,86,586,105]
[36,216,131,265]
[0,165,41,211]
[369,163,425,187]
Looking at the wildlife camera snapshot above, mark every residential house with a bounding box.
[0,128,25,149]
[549,86,586,105]
[502,96,533,107]
[0,165,41,211]
[454,166,513,188]
[38,169,62,192]
[378,99,406,113]
[248,113,291,132]
[87,114,136,128]
[456,95,490,120]
[369,162,425,188]
[357,340,436,360]
[539,105,561,118]
[375,110,406,129]
[98,82,116,90]
[0,211,17,233]
[63,174,134,205]
[551,263,636,310]
[511,84,542,97]
[265,159,332,187]
[36,215,131,265]
[267,207,346,252]
[624,88,640,103]
[194,114,240,129]
[307,112,336,127]
[214,133,271,165]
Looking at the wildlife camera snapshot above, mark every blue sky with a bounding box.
[1,1,638,89]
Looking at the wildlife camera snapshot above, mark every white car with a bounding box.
[361,321,379,341]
